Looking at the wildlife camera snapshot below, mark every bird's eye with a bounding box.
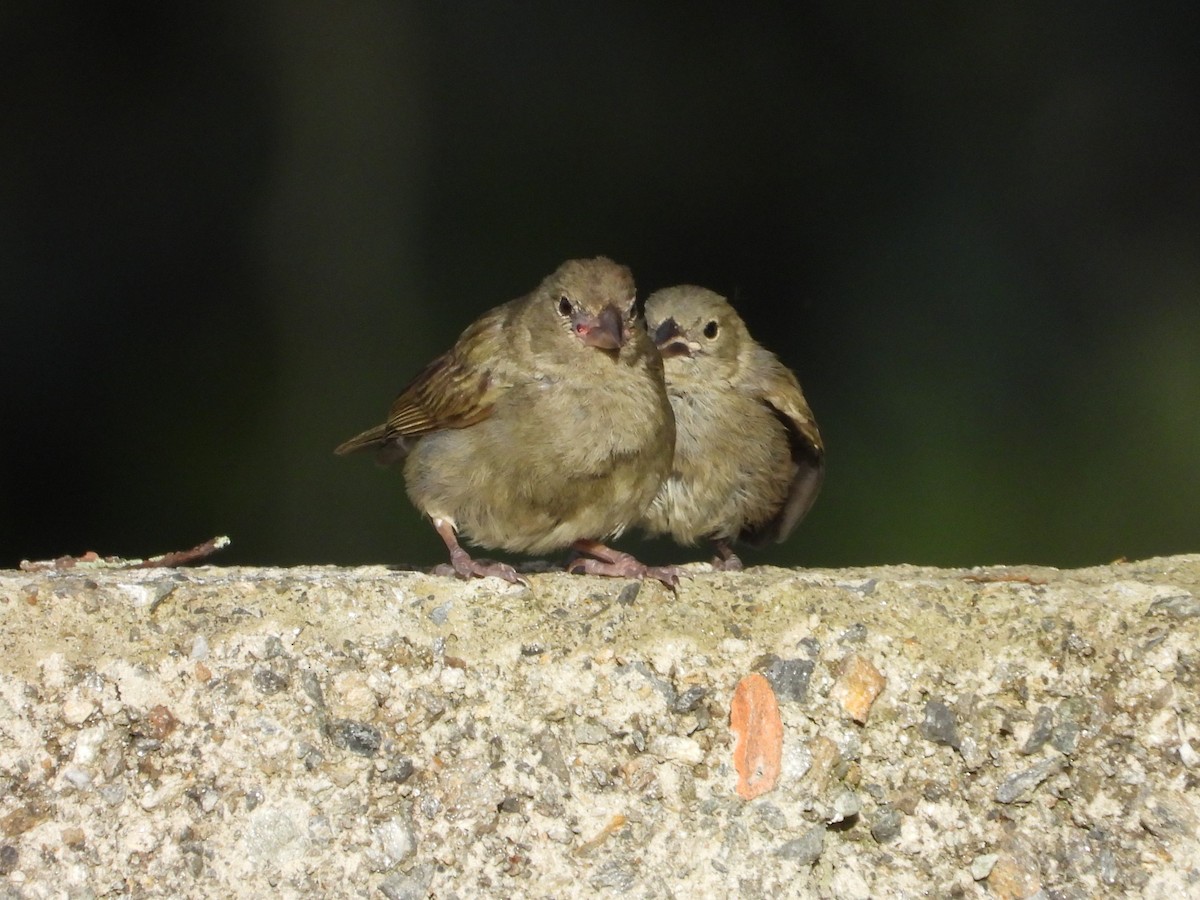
[627,296,642,320]
[703,320,719,339]
[558,295,573,316]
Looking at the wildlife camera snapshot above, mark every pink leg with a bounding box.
[431,519,526,585]
[710,539,744,572]
[567,539,683,589]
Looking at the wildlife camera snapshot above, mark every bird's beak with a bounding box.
[653,318,697,358]
[573,304,625,351]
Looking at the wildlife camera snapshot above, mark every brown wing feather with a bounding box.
[383,311,507,439]
[334,311,506,463]
[745,355,826,546]
[384,354,495,436]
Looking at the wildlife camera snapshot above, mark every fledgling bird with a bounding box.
[640,286,824,570]
[336,257,679,586]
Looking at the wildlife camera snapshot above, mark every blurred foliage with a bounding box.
[2,2,1197,570]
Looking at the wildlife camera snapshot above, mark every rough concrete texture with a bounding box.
[1,555,1199,898]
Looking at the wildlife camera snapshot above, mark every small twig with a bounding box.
[130,536,231,568]
[20,536,231,572]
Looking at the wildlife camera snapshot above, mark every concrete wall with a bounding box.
[1,556,1198,897]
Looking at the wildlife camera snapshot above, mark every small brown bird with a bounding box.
[336,257,679,586]
[640,286,824,570]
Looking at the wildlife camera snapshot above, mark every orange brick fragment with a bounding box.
[830,653,886,723]
[730,673,783,800]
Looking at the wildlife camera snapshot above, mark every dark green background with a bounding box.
[4,4,1197,570]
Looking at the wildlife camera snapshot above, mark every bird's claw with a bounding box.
[709,539,744,572]
[645,565,683,589]
[566,555,683,590]
[709,554,744,572]
[435,552,527,585]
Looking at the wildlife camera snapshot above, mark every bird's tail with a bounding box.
[334,424,389,456]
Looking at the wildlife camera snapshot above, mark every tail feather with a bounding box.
[335,424,413,466]
[334,424,389,456]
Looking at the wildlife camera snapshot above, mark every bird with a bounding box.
[335,257,680,586]
[639,285,824,570]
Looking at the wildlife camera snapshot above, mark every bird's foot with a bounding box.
[710,540,744,572]
[434,552,526,585]
[566,556,682,589]
[710,554,744,572]
[431,517,527,584]
[567,540,683,589]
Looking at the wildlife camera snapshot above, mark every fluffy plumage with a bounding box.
[640,286,824,570]
[337,257,678,585]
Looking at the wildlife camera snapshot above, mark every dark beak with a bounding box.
[653,317,693,358]
[574,304,625,351]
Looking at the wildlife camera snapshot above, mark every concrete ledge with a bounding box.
[1,556,1198,897]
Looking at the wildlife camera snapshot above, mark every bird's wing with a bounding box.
[752,354,826,544]
[384,315,507,438]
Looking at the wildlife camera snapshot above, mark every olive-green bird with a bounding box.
[640,285,824,570]
[336,257,679,586]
